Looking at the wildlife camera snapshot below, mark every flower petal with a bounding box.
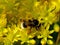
[48,35,53,39]
[49,30,54,34]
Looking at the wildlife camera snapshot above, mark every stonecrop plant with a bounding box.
[0,0,60,45]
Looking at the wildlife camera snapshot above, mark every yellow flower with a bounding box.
[0,14,7,28]
[37,35,43,39]
[3,28,8,34]
[54,24,59,32]
[28,35,34,38]
[41,39,46,45]
[40,24,54,44]
[47,40,53,44]
[40,29,54,39]
[34,2,40,7]
[27,39,36,44]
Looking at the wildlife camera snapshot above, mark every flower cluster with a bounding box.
[0,0,60,45]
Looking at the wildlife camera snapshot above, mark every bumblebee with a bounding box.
[21,19,41,30]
